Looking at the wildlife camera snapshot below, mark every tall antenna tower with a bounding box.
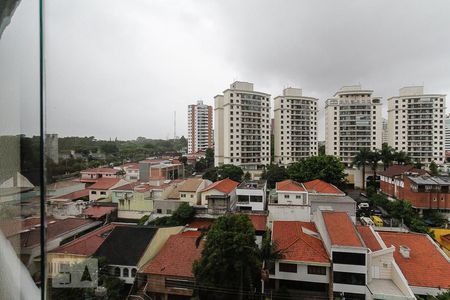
[173,111,176,140]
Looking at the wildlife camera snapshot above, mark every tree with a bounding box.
[263,164,288,189]
[194,158,208,172]
[352,148,371,190]
[413,160,424,170]
[100,142,119,155]
[180,156,188,165]
[205,148,214,168]
[217,164,244,182]
[150,202,195,226]
[318,144,325,156]
[368,150,381,187]
[287,155,346,188]
[193,214,261,299]
[244,171,251,181]
[429,161,439,176]
[202,167,218,182]
[394,150,411,165]
[380,143,394,170]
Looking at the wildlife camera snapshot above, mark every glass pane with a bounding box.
[0,0,43,299]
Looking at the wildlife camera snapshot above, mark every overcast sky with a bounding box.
[1,0,450,140]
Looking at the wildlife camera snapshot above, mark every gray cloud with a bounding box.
[2,0,450,140]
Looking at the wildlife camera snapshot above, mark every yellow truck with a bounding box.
[371,215,384,227]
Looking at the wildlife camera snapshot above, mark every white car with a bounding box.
[358,202,369,209]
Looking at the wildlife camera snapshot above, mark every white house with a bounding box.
[235,180,267,211]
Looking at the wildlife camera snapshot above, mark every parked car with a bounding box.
[358,202,370,210]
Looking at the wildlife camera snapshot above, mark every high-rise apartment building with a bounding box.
[274,88,318,165]
[188,100,213,154]
[387,86,446,166]
[325,85,382,166]
[214,81,271,170]
[444,114,450,154]
[382,118,388,145]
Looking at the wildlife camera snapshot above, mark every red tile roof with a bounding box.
[303,179,344,195]
[186,218,214,229]
[356,226,382,251]
[379,231,450,289]
[143,231,204,278]
[80,168,119,174]
[322,211,363,247]
[111,182,140,191]
[83,206,117,219]
[20,218,97,248]
[380,165,428,178]
[88,178,121,190]
[248,214,267,232]
[52,189,89,200]
[272,221,329,264]
[200,178,239,194]
[276,180,305,192]
[51,224,119,256]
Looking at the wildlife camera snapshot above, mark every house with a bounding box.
[19,217,101,276]
[268,179,356,223]
[268,180,310,221]
[139,159,183,184]
[175,178,211,205]
[139,231,204,299]
[236,180,267,211]
[313,210,415,300]
[82,203,117,221]
[379,231,450,297]
[47,223,119,278]
[46,179,86,198]
[87,178,127,201]
[430,228,450,256]
[79,167,121,183]
[380,166,450,217]
[111,182,140,203]
[47,189,89,218]
[94,226,183,284]
[198,178,239,214]
[269,221,331,299]
[117,183,153,220]
[305,179,356,222]
[120,163,140,181]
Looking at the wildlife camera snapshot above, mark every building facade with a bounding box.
[387,86,446,166]
[274,88,318,165]
[214,81,271,170]
[445,114,450,155]
[188,100,213,154]
[325,85,383,166]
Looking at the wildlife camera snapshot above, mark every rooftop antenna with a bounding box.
[173,110,176,140]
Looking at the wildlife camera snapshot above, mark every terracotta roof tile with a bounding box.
[356,226,382,251]
[51,224,120,256]
[303,179,345,195]
[88,178,122,190]
[83,206,117,219]
[143,231,204,278]
[200,178,239,194]
[80,168,119,174]
[178,178,205,192]
[272,221,329,264]
[248,214,267,232]
[52,189,89,200]
[276,180,306,192]
[380,165,428,178]
[379,231,450,289]
[322,211,363,247]
[186,218,214,229]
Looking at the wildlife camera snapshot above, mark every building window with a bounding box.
[123,268,129,277]
[284,195,289,199]
[91,191,97,194]
[113,267,120,277]
[279,263,297,273]
[131,268,137,277]
[332,252,365,265]
[333,271,365,286]
[100,191,106,195]
[157,209,162,213]
[307,266,326,275]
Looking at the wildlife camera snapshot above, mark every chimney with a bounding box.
[399,245,411,258]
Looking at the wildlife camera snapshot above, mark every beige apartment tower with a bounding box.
[214,81,271,170]
[325,85,383,166]
[188,101,213,153]
[387,86,446,166]
[274,88,318,165]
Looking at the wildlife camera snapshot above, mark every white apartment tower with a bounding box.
[387,86,446,166]
[214,81,271,170]
[274,88,318,165]
[188,100,213,154]
[325,85,383,166]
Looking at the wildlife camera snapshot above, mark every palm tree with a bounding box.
[353,148,371,190]
[380,143,394,170]
[368,150,381,186]
[394,150,411,165]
